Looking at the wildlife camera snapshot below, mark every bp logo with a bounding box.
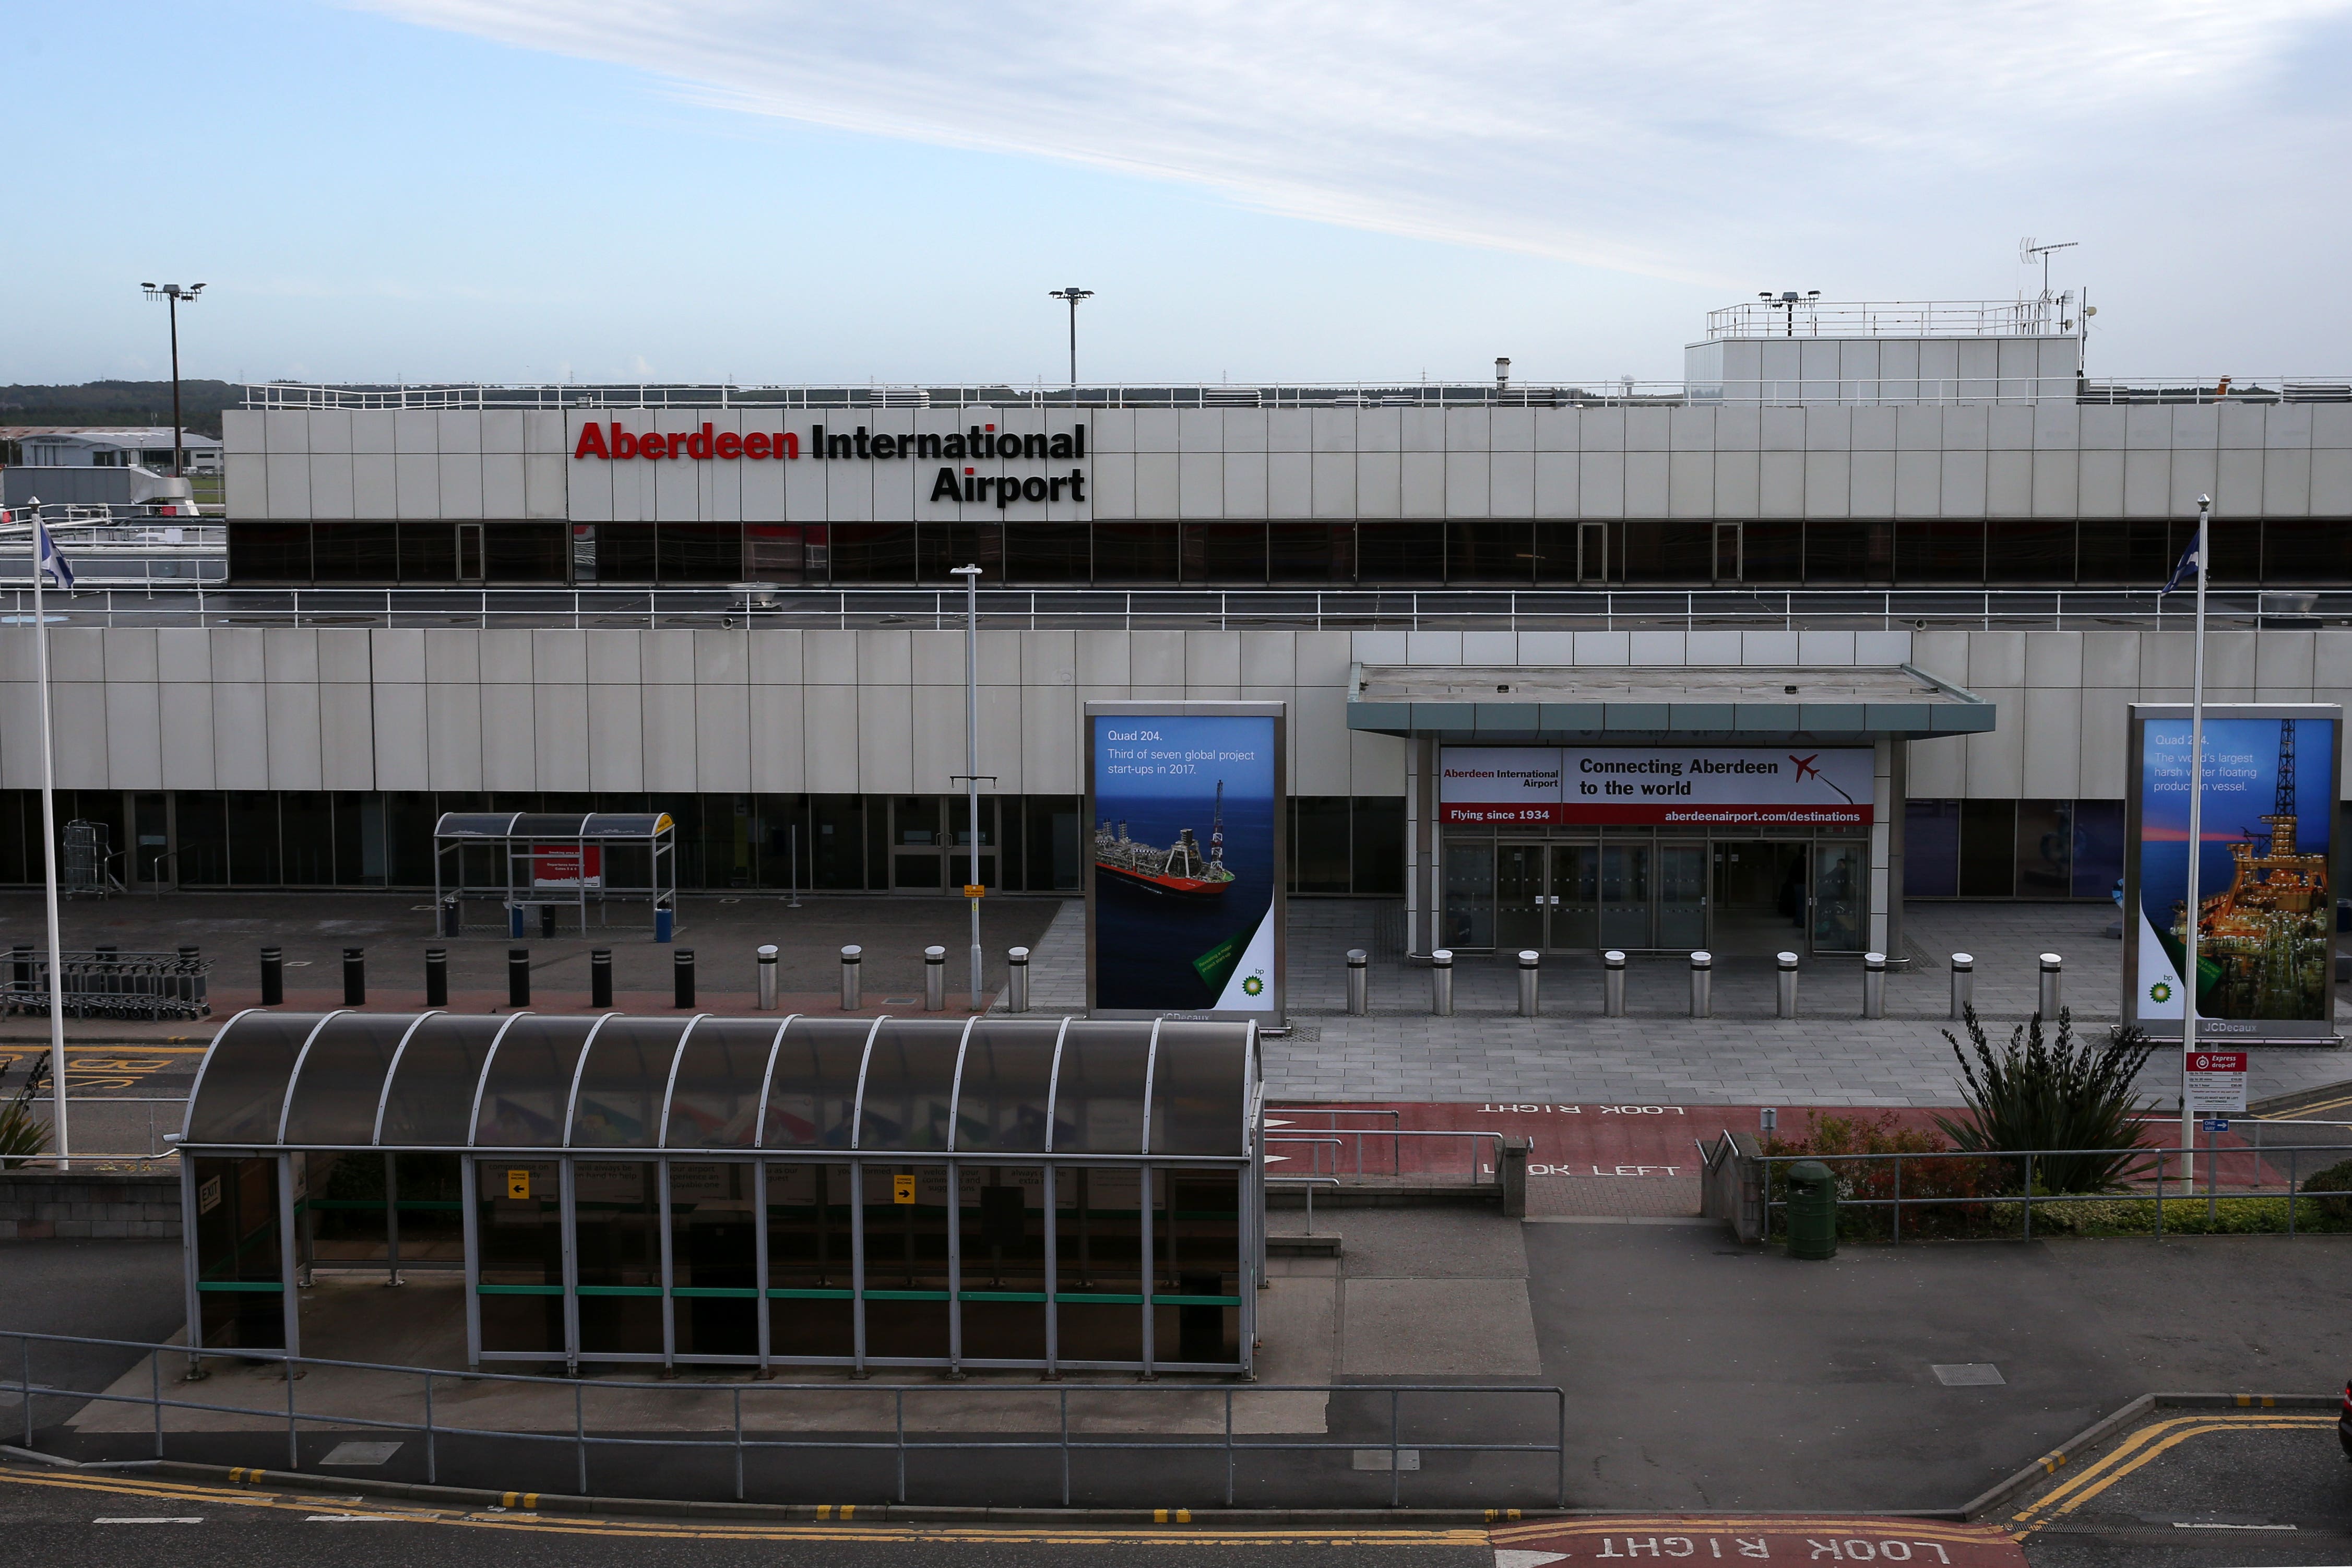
[1242,975,1265,996]
[2149,981,2173,1003]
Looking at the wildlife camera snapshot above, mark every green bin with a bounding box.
[1784,1159,1838,1260]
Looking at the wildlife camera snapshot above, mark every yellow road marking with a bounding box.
[0,1467,1480,1545]
[2007,1413,2332,1534]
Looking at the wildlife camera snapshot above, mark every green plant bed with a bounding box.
[2025,1194,2352,1237]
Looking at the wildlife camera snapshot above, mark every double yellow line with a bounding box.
[2008,1411,2334,1535]
[0,1466,1485,1545]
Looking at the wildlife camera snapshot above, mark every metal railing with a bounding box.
[1265,1128,1504,1184]
[1705,299,2053,339]
[1750,1139,2352,1241]
[237,373,2352,412]
[0,583,2332,635]
[1,1328,1567,1509]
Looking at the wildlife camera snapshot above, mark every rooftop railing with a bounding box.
[239,376,2352,411]
[1705,298,2059,339]
[0,585,2335,634]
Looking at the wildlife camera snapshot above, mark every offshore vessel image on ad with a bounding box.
[1094,782,1236,898]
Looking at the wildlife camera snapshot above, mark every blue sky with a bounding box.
[13,1,2352,388]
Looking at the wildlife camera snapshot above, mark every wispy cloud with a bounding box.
[358,0,2351,287]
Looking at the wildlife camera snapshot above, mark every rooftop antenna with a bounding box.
[1757,290,1821,337]
[2020,237,2078,328]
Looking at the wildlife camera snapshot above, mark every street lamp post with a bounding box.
[1048,287,1094,384]
[141,283,206,477]
[949,564,988,1008]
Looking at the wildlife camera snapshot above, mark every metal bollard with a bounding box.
[1950,952,1974,1019]
[674,948,696,1009]
[1689,951,1713,1017]
[539,903,557,939]
[840,945,862,1009]
[1777,951,1799,1018]
[1517,950,1540,1017]
[1007,946,1031,1013]
[757,944,778,1010]
[924,946,946,1011]
[507,948,531,1008]
[439,897,460,939]
[1603,949,1627,1017]
[1345,949,1368,1016]
[1430,949,1454,1016]
[342,947,366,1007]
[2038,952,2062,1020]
[424,947,448,1008]
[11,944,30,993]
[590,948,613,1008]
[1863,951,1887,1019]
[260,946,284,1007]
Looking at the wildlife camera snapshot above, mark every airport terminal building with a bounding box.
[5,297,2352,963]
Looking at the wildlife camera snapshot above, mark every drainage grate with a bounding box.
[1931,1363,2004,1386]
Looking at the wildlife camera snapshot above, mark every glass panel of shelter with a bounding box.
[457,1154,1238,1371]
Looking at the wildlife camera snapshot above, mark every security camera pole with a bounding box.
[949,564,988,1008]
[141,283,206,477]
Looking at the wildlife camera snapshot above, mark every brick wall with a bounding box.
[0,1170,181,1240]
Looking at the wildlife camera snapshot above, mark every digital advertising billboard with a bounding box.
[1085,702,1285,1020]
[2125,704,2342,1043]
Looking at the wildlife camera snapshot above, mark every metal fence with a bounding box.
[0,948,210,1020]
[1745,1138,2352,1242]
[1,1329,1566,1509]
[0,583,2329,635]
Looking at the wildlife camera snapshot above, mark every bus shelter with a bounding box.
[173,1011,1264,1377]
[433,813,678,937]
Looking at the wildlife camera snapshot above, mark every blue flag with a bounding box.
[34,521,74,591]
[2160,537,2199,596]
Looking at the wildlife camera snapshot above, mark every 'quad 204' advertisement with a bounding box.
[1085,703,1285,1019]
[2125,704,2342,1042]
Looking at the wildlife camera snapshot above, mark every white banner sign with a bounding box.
[1440,746,1875,827]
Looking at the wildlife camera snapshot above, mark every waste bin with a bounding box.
[1784,1159,1838,1260]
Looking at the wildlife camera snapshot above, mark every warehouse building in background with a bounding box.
[4,296,2351,965]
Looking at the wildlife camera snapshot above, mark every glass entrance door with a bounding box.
[1598,845,1650,950]
[1551,846,1600,948]
[1656,845,1709,949]
[1812,842,1867,952]
[1494,844,1548,952]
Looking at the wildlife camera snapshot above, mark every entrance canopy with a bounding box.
[180,1012,1256,1157]
[1346,663,1993,742]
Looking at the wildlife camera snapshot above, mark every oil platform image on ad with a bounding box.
[2146,716,2336,1022]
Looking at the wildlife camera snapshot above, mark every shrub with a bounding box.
[2299,1159,2352,1223]
[1764,1111,2002,1238]
[1934,1008,2158,1193]
[0,1056,51,1168]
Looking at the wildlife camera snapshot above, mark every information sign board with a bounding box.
[2183,1050,2250,1114]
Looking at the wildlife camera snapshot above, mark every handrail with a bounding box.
[0,1326,1569,1510]
[0,583,2324,635]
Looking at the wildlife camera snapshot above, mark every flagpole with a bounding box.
[28,505,69,1172]
[2179,495,2212,1181]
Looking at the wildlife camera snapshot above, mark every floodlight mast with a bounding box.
[141,283,206,478]
[1048,287,1094,384]
[1757,290,1821,337]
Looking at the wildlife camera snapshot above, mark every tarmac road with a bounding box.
[0,1463,1491,1568]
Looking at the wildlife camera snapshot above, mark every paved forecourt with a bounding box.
[1025,899,2352,1108]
